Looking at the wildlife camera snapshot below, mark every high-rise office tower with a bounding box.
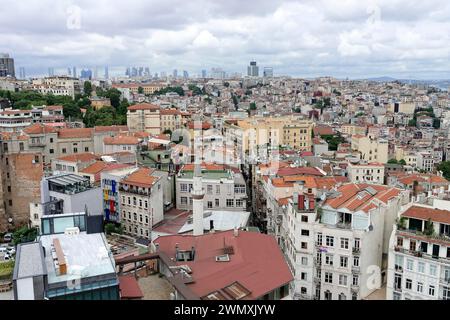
[201,69,207,78]
[19,67,26,79]
[183,70,189,79]
[67,67,72,76]
[48,67,55,77]
[93,66,98,79]
[173,69,178,78]
[263,67,273,77]
[104,66,109,79]
[144,67,150,77]
[0,53,15,77]
[247,61,259,77]
[80,69,92,80]
[72,66,77,78]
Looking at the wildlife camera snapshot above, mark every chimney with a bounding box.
[309,198,315,210]
[233,227,239,237]
[298,194,305,210]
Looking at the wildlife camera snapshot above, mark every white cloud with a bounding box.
[0,0,449,78]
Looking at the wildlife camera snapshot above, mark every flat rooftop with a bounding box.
[40,233,116,285]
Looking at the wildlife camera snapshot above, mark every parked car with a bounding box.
[6,247,15,255]
[3,233,12,243]
[0,247,7,254]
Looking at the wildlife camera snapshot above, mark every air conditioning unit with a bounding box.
[64,227,80,235]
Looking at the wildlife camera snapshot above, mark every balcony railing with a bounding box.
[352,266,361,274]
[336,222,352,230]
[352,247,361,254]
[394,246,450,263]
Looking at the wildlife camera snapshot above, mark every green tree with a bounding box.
[399,159,406,165]
[63,102,82,120]
[387,159,399,164]
[437,161,450,180]
[12,226,38,245]
[84,81,93,96]
[138,86,144,94]
[249,102,257,110]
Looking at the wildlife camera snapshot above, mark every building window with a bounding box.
[207,201,213,209]
[406,259,413,271]
[62,148,66,154]
[226,199,234,207]
[353,256,360,267]
[397,237,403,247]
[324,272,333,284]
[301,257,308,265]
[418,262,425,273]
[85,147,89,152]
[326,236,334,247]
[405,279,412,290]
[145,201,148,209]
[236,199,243,207]
[443,287,450,300]
[338,293,346,300]
[301,229,309,236]
[325,254,333,266]
[133,197,137,206]
[393,292,401,300]
[301,215,308,222]
[429,285,435,296]
[301,242,308,249]
[324,290,332,300]
[73,147,78,153]
[180,183,188,192]
[352,275,359,286]
[207,185,213,194]
[340,256,348,268]
[417,282,423,293]
[354,238,360,249]
[215,185,220,194]
[301,272,307,281]
[316,233,322,245]
[180,197,188,205]
[339,275,347,286]
[8,200,12,206]
[340,238,349,249]
[215,199,219,207]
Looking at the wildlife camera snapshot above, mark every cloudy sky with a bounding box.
[1,0,450,79]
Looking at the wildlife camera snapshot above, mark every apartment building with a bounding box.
[347,162,385,184]
[224,116,314,154]
[57,128,95,156]
[127,103,161,134]
[387,203,450,300]
[103,135,140,154]
[112,82,165,95]
[417,152,435,172]
[32,76,81,98]
[160,108,183,133]
[100,166,138,224]
[0,109,33,132]
[119,167,164,239]
[282,183,409,300]
[175,163,247,212]
[351,135,389,163]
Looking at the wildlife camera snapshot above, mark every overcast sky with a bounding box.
[1,0,450,79]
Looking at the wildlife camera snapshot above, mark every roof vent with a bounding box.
[215,254,230,262]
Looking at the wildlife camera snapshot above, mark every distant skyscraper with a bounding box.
[131,67,138,77]
[72,66,77,78]
[0,53,15,77]
[80,69,92,80]
[67,67,72,76]
[93,66,98,79]
[48,67,55,77]
[160,71,166,78]
[210,68,226,80]
[183,70,189,79]
[201,69,207,78]
[144,67,150,77]
[19,67,26,79]
[173,69,178,78]
[263,67,273,77]
[247,61,259,77]
[125,67,131,77]
[104,66,109,79]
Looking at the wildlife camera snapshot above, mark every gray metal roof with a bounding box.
[13,242,47,280]
[47,174,88,186]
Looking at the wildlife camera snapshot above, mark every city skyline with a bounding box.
[1,0,449,80]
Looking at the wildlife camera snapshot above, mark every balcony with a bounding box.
[352,247,361,255]
[336,222,352,230]
[351,285,359,293]
[351,266,360,274]
[119,186,151,196]
[314,277,321,284]
[394,265,404,273]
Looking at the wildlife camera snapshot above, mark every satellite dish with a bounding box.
[7,218,13,223]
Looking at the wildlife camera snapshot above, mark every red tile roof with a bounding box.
[23,123,57,134]
[154,230,293,299]
[94,125,128,133]
[401,205,450,225]
[58,128,93,139]
[57,152,98,163]
[104,135,140,145]
[119,276,144,299]
[127,103,160,111]
[121,167,158,188]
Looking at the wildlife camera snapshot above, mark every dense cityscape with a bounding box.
[1,1,450,308]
